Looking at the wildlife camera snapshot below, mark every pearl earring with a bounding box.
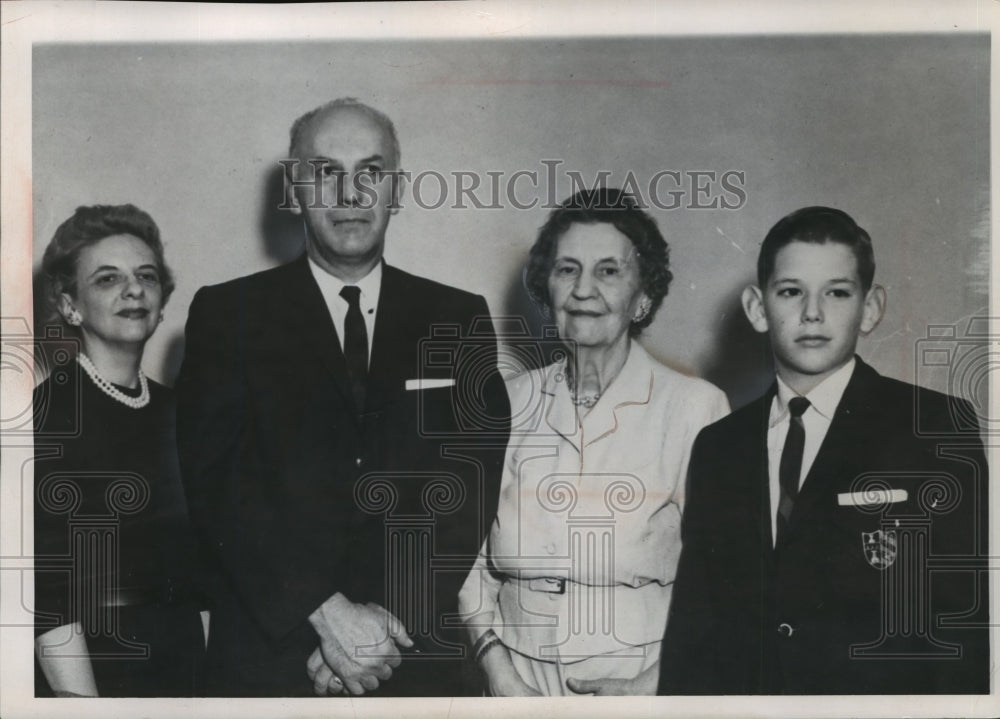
[632,298,652,323]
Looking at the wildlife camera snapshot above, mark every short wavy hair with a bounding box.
[40,204,175,325]
[524,187,673,337]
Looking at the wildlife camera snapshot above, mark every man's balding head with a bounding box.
[289,98,401,169]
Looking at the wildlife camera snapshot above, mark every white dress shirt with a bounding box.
[766,358,855,546]
[307,258,381,365]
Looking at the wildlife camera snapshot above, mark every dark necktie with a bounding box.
[776,396,810,542]
[339,285,368,411]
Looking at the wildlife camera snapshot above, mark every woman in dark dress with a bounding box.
[33,204,206,697]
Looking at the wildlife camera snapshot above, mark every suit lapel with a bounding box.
[786,358,878,536]
[747,389,779,559]
[366,264,412,414]
[279,255,357,414]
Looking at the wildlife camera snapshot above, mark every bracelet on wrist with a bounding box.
[471,628,496,656]
[475,636,502,664]
[472,629,502,664]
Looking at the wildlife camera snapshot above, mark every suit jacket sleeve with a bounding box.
[657,426,724,694]
[918,393,990,691]
[428,295,510,630]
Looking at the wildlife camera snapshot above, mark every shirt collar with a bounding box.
[772,357,856,426]
[541,341,655,444]
[307,257,383,312]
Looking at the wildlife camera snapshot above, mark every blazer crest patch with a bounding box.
[862,529,897,569]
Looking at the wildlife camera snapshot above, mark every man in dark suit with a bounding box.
[658,207,988,694]
[175,98,510,697]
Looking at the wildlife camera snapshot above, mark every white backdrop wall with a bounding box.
[32,35,989,408]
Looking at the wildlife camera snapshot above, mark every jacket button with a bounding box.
[778,622,794,637]
[355,457,363,467]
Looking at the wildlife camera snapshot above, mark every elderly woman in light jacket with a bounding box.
[458,188,729,696]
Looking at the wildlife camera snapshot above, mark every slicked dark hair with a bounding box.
[758,206,875,291]
[525,187,672,337]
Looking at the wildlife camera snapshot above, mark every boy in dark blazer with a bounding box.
[658,206,988,694]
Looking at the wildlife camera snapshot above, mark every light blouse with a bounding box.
[458,342,729,662]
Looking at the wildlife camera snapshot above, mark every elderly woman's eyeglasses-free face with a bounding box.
[547,222,647,350]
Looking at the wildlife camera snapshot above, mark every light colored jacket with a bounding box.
[459,342,729,662]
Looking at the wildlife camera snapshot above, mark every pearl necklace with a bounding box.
[569,388,601,408]
[565,367,601,408]
[76,353,150,409]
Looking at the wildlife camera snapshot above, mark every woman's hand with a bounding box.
[566,660,659,696]
[479,642,541,696]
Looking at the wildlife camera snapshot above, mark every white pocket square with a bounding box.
[405,378,456,391]
[837,489,908,506]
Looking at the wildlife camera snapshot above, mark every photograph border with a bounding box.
[2,1,997,718]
